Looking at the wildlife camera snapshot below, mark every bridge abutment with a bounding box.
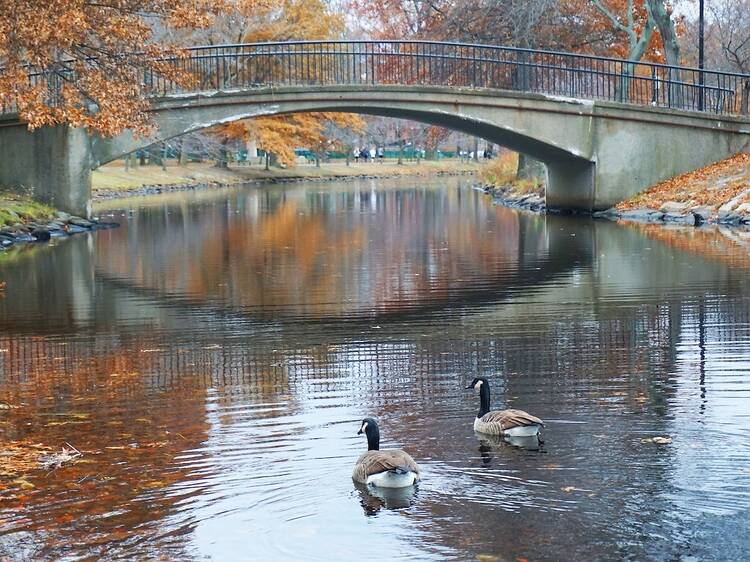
[0,122,92,217]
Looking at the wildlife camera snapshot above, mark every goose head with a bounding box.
[465,377,489,391]
[357,417,381,451]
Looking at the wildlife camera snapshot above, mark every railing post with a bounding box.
[514,50,530,91]
[742,80,750,115]
[472,46,477,87]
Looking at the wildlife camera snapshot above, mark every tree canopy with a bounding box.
[0,0,270,135]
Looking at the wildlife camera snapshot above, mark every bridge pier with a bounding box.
[0,121,92,217]
[545,159,595,211]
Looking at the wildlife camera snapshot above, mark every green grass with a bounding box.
[0,193,56,228]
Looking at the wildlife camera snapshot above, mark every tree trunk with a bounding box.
[473,138,479,162]
[516,154,546,182]
[215,149,228,168]
[265,152,270,171]
[398,139,404,165]
[648,0,683,107]
[161,143,167,172]
[124,153,130,172]
[177,137,188,166]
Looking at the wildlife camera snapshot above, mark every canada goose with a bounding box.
[466,377,544,437]
[352,418,420,488]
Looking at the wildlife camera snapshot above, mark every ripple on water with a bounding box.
[3,179,750,560]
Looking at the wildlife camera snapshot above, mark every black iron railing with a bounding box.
[6,40,750,117]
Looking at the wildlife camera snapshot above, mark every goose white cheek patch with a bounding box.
[475,381,483,390]
[360,422,368,432]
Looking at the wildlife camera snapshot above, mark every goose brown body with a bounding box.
[352,449,421,484]
[474,408,545,435]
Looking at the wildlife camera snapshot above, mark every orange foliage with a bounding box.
[0,0,272,136]
[211,0,364,165]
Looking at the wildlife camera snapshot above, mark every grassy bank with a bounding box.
[0,193,55,228]
[477,152,543,196]
[92,159,481,194]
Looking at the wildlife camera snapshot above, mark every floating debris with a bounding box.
[641,436,672,445]
[39,443,83,472]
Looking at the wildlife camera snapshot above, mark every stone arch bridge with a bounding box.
[1,40,749,216]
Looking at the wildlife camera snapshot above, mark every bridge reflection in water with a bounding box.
[2,178,750,560]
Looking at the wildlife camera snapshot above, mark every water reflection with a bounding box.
[1,178,750,560]
[355,483,418,515]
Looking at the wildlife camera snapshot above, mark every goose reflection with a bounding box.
[354,482,418,516]
[477,432,542,466]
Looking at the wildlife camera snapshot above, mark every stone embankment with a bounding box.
[0,212,117,252]
[479,185,546,213]
[592,201,749,226]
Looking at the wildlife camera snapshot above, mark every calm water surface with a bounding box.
[2,178,750,561]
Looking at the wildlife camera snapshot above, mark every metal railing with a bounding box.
[6,40,750,117]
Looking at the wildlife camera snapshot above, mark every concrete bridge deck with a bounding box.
[1,40,749,216]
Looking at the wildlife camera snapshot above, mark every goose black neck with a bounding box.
[478,383,491,418]
[366,425,380,451]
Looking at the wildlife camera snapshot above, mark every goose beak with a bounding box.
[357,428,363,435]
[465,384,474,389]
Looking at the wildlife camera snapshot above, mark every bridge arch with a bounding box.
[92,86,598,209]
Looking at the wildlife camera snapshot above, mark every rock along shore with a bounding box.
[0,212,118,253]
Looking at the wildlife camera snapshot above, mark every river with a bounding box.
[1,177,750,561]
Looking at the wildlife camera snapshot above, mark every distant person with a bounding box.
[369,147,376,161]
[361,148,368,162]
[354,148,360,163]
[377,146,384,163]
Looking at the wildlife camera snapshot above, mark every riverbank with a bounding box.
[476,152,546,212]
[479,153,750,227]
[0,193,114,252]
[594,153,750,226]
[92,159,481,200]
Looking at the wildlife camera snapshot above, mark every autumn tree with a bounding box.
[207,0,365,167]
[0,0,273,136]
